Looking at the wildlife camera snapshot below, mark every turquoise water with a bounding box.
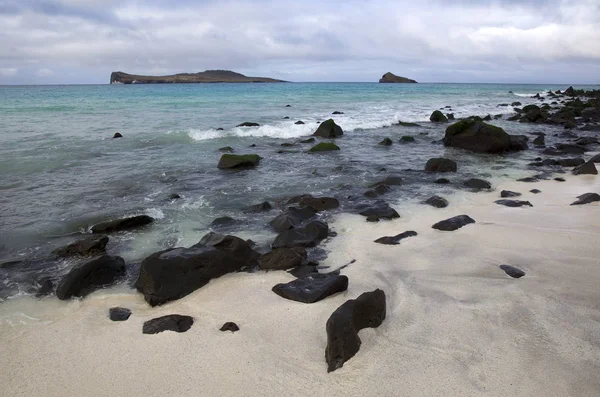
[0,82,597,298]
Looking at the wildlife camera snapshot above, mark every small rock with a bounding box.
[142,315,194,334]
[517,177,538,182]
[220,322,240,332]
[91,215,154,234]
[272,221,329,248]
[272,273,348,303]
[554,177,566,182]
[308,142,340,152]
[244,201,273,213]
[430,110,448,122]
[52,235,109,258]
[332,111,344,115]
[570,193,600,205]
[432,215,475,231]
[530,189,542,194]
[374,231,417,245]
[424,196,449,208]
[434,178,451,184]
[495,200,533,207]
[294,121,305,125]
[109,307,131,322]
[399,136,415,143]
[56,255,126,300]
[464,178,491,190]
[425,158,457,173]
[299,137,315,143]
[357,201,400,222]
[501,190,522,198]
[313,119,343,138]
[168,193,181,200]
[259,247,307,271]
[236,122,260,127]
[218,146,234,152]
[378,137,393,146]
[499,265,526,279]
[113,132,123,138]
[217,154,261,169]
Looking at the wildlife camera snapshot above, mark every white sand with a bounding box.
[1,175,600,397]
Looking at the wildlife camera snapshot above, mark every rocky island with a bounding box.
[379,72,417,83]
[110,70,285,84]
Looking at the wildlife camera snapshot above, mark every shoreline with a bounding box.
[1,173,599,396]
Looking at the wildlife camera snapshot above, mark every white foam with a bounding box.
[144,208,165,220]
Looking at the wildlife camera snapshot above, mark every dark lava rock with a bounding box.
[530,189,542,194]
[113,132,123,138]
[272,273,348,303]
[283,116,290,120]
[378,137,393,146]
[425,157,457,172]
[495,200,533,207]
[169,193,181,200]
[499,265,526,279]
[258,247,307,271]
[217,154,261,169]
[216,128,224,131]
[135,233,258,306]
[308,142,340,152]
[400,136,415,143]
[91,215,153,234]
[501,190,522,198]
[244,201,273,213]
[294,120,305,125]
[570,193,600,205]
[554,177,566,182]
[357,201,400,222]
[313,119,343,138]
[286,104,292,107]
[558,158,585,167]
[432,215,475,231]
[298,196,340,211]
[430,110,448,122]
[142,315,194,334]
[435,178,451,184]
[56,255,126,300]
[272,221,329,249]
[573,161,598,175]
[424,196,449,208]
[464,178,491,190]
[325,289,386,372]
[509,135,529,151]
[517,177,538,182]
[589,154,600,163]
[218,146,234,152]
[220,322,239,332]
[236,122,260,127]
[374,231,417,245]
[444,120,513,153]
[270,206,317,232]
[210,216,237,228]
[52,235,109,258]
[109,307,132,322]
[332,111,344,115]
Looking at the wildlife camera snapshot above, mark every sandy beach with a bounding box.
[1,173,599,397]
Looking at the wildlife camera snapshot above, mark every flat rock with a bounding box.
[236,122,260,127]
[432,215,475,231]
[52,235,109,258]
[56,255,126,300]
[558,158,585,167]
[500,190,522,198]
[258,247,307,270]
[109,307,132,321]
[369,176,403,187]
[495,200,533,207]
[217,154,261,169]
[434,178,451,184]
[325,289,386,372]
[499,265,526,279]
[272,273,348,303]
[424,195,449,208]
[517,177,538,182]
[272,221,329,249]
[142,315,194,334]
[530,189,542,194]
[425,158,457,172]
[220,322,240,332]
[308,142,340,152]
[91,215,153,233]
[374,231,417,245]
[570,193,600,205]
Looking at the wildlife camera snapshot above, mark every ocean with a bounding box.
[0,82,598,299]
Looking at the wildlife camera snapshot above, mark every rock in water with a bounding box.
[500,190,521,198]
[113,132,123,138]
[244,201,272,213]
[142,315,194,334]
[444,120,512,153]
[589,153,600,163]
[236,122,260,127]
[570,193,600,205]
[558,158,585,167]
[272,221,329,248]
[273,273,348,303]
[532,135,545,145]
[109,307,132,321]
[308,142,340,152]
[218,146,234,152]
[572,161,598,175]
[499,265,526,279]
[91,215,153,233]
[298,196,340,211]
[464,178,491,190]
[52,235,109,258]
[495,200,533,207]
[217,154,261,169]
[435,178,450,184]
[378,137,393,146]
[56,255,126,300]
[325,289,386,372]
[424,158,457,172]
[374,231,418,245]
[269,206,317,233]
[313,119,343,138]
[430,110,448,123]
[135,233,258,306]
[509,135,529,151]
[378,72,417,83]
[424,196,449,208]
[432,215,475,231]
[399,136,415,143]
[357,201,400,222]
[258,247,307,270]
[220,322,240,332]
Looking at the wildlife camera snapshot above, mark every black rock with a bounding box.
[558,158,585,167]
[52,235,109,258]
[272,273,348,303]
[374,231,417,245]
[217,154,261,169]
[56,255,126,300]
[398,121,420,127]
[218,146,234,152]
[325,289,386,372]
[464,178,491,190]
[294,120,305,125]
[511,101,522,106]
[556,144,587,155]
[258,247,307,270]
[364,184,391,198]
[113,132,123,138]
[574,137,599,146]
[495,200,533,207]
[370,176,403,187]
[169,193,181,200]
[236,122,260,127]
[332,111,344,115]
[589,154,600,163]
[270,206,317,232]
[244,201,273,213]
[220,322,239,332]
[554,177,566,182]
[501,190,522,198]
[570,193,600,205]
[91,215,154,234]
[35,278,54,297]
[499,265,526,279]
[357,201,400,221]
[283,116,290,119]
[517,177,538,182]
[216,128,224,131]
[378,137,393,146]
[272,221,329,249]
[142,315,194,334]
[399,136,415,143]
[509,135,529,151]
[573,161,598,175]
[434,178,451,184]
[530,189,542,194]
[424,196,449,208]
[430,110,448,122]
[444,120,513,153]
[425,157,457,172]
[285,104,292,107]
[210,216,237,228]
[298,196,340,211]
[432,215,475,231]
[314,119,343,138]
[109,307,132,322]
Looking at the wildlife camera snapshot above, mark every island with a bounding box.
[110,70,285,84]
[378,72,417,83]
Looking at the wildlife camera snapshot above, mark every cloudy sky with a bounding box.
[0,0,599,84]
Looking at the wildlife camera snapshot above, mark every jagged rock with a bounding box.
[424,196,449,208]
[272,221,329,248]
[313,119,343,138]
[217,154,261,169]
[400,136,415,143]
[109,307,132,321]
[444,120,513,153]
[258,247,307,270]
[142,315,194,334]
[495,200,533,207]
[378,137,393,146]
[220,322,239,332]
[573,161,598,175]
[357,201,400,222]
[236,122,260,127]
[430,110,448,123]
[56,255,126,300]
[269,206,317,232]
[325,289,386,372]
[570,193,600,205]
[499,265,526,279]
[244,201,273,213]
[425,157,457,172]
[464,178,491,190]
[308,142,340,152]
[432,215,475,231]
[113,132,123,138]
[52,235,109,258]
[91,215,153,233]
[501,190,522,198]
[272,273,348,303]
[374,231,417,245]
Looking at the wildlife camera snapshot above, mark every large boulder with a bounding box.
[424,158,457,172]
[430,110,448,123]
[52,235,109,258]
[56,255,126,300]
[272,273,348,303]
[444,120,512,153]
[217,154,261,169]
[272,221,329,249]
[91,215,153,233]
[313,119,343,138]
[258,247,307,271]
[135,233,258,306]
[325,289,386,372]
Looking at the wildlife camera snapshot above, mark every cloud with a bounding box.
[0,0,598,83]
[35,68,53,76]
[0,68,18,76]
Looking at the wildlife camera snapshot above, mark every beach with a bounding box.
[1,174,599,397]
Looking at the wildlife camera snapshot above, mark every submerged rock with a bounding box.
[374,231,417,245]
[113,132,123,138]
[217,154,261,169]
[236,122,260,127]
[218,146,234,152]
[109,307,132,322]
[378,137,393,146]
[56,255,126,300]
[308,142,340,152]
[444,120,512,153]
[499,265,526,279]
[495,200,533,207]
[432,215,475,231]
[142,315,194,334]
[258,247,307,271]
[399,136,415,143]
[464,178,491,190]
[299,137,315,143]
[272,273,348,303]
[244,201,273,213]
[272,221,329,249]
[52,235,109,258]
[532,135,545,146]
[313,119,343,138]
[509,135,529,151]
[570,193,600,205]
[325,289,386,372]
[91,215,153,234]
[517,177,538,182]
[332,111,344,115]
[589,154,600,163]
[500,190,522,198]
[398,121,420,127]
[434,178,451,184]
[425,157,457,172]
[294,120,305,125]
[220,322,240,332]
[424,195,449,208]
[558,158,585,167]
[430,110,448,122]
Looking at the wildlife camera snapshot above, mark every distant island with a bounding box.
[379,72,417,83]
[110,70,285,84]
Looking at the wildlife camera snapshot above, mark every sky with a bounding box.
[0,0,599,84]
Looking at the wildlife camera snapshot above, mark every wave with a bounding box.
[512,92,539,97]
